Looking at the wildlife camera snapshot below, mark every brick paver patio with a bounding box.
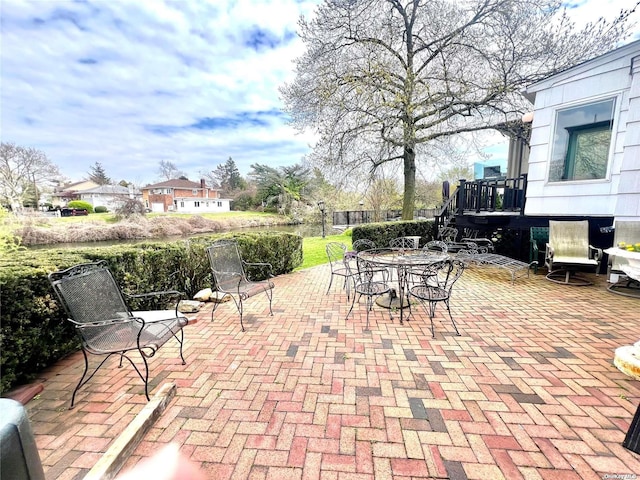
[25,263,640,479]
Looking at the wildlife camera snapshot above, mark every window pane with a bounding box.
[571,128,610,180]
[549,98,614,182]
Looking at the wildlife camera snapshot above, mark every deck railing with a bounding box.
[435,174,528,229]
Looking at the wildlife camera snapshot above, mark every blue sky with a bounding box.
[1,0,637,187]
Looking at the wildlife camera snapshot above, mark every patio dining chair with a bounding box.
[48,261,190,408]
[544,220,602,285]
[206,239,275,332]
[409,259,465,338]
[346,256,392,330]
[325,242,355,300]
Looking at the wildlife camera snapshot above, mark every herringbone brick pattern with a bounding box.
[26,264,640,479]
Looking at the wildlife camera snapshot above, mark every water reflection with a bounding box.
[28,223,326,250]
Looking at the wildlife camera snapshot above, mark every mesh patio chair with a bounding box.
[346,256,392,330]
[409,259,465,338]
[608,220,640,297]
[544,220,602,285]
[206,239,275,332]
[325,242,355,300]
[48,261,189,408]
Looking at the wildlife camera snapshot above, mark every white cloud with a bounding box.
[1,0,637,186]
[1,0,320,185]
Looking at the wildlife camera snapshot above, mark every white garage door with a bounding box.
[151,203,165,213]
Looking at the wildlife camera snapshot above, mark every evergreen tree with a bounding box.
[88,162,111,185]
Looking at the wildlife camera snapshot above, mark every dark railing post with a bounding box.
[457,179,466,215]
[520,173,528,215]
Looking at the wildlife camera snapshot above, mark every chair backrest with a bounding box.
[549,220,590,257]
[434,259,465,292]
[612,221,640,270]
[423,240,448,253]
[438,227,458,243]
[530,226,549,245]
[48,261,131,324]
[389,237,415,249]
[206,240,246,291]
[326,242,348,270]
[352,239,376,252]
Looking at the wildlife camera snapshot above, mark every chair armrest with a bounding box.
[589,245,603,261]
[243,261,274,280]
[71,316,140,329]
[531,239,539,256]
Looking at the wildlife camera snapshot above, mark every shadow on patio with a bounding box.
[25,263,640,480]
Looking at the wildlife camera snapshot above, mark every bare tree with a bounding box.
[282,0,637,219]
[158,160,186,181]
[0,142,61,211]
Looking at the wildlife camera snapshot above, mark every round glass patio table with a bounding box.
[356,248,449,323]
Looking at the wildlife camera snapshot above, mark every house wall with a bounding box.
[173,198,231,213]
[79,193,126,210]
[615,55,640,221]
[524,45,638,218]
[142,187,229,213]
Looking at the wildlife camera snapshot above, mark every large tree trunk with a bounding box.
[402,146,416,220]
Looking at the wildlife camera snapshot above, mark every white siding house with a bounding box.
[523,39,640,222]
[78,185,141,211]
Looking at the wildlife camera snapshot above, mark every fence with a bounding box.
[332,208,437,226]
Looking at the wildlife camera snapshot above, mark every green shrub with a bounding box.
[67,200,94,213]
[94,206,108,213]
[352,220,436,247]
[0,232,302,393]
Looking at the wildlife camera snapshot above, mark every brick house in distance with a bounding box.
[141,179,231,213]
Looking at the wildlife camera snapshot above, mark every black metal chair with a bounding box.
[409,259,465,337]
[325,242,355,300]
[206,239,275,332]
[48,261,189,408]
[346,256,392,330]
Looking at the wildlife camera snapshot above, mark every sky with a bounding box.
[1,0,639,187]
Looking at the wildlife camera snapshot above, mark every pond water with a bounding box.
[27,223,329,250]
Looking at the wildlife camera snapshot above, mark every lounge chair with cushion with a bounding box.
[544,220,602,286]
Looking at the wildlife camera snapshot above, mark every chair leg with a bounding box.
[70,348,90,409]
[365,295,373,331]
[326,274,335,295]
[444,299,460,336]
[265,286,274,316]
[345,290,357,320]
[139,352,151,401]
[429,301,437,338]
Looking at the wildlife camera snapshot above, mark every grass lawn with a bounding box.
[298,232,353,270]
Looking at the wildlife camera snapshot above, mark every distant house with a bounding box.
[78,185,142,211]
[51,180,99,207]
[141,179,230,213]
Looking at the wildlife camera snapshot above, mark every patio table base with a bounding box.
[375,289,410,309]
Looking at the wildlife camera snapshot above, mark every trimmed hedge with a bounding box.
[352,220,437,248]
[0,232,302,393]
